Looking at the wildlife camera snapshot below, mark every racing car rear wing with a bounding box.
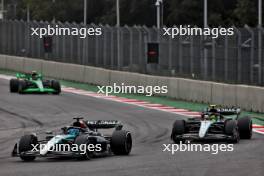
[85,120,123,130]
[204,107,241,115]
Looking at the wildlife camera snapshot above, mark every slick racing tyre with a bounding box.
[18,80,27,94]
[74,135,93,160]
[111,130,132,155]
[225,120,240,143]
[51,80,61,95]
[171,120,185,144]
[237,116,252,139]
[18,135,38,161]
[10,79,19,92]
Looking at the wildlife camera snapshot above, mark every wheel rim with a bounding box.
[233,128,239,142]
[125,133,132,153]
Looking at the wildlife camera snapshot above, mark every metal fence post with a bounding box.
[258,26,263,85]
[103,25,109,68]
[80,22,88,65]
[7,20,12,54]
[144,25,155,73]
[261,27,264,85]
[135,26,143,72]
[190,34,194,75]
[212,37,216,80]
[92,23,100,66]
[69,22,74,63]
[244,26,255,84]
[110,26,114,69]
[13,20,17,55]
[125,25,133,69]
[117,26,121,70]
[168,31,173,71]
[224,34,229,81]
[234,27,242,83]
[203,39,208,80]
[179,27,183,75]
[120,26,124,69]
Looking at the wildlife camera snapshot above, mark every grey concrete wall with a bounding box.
[83,66,110,86]
[42,61,62,78]
[0,54,7,69]
[0,54,263,113]
[5,55,25,72]
[23,58,43,73]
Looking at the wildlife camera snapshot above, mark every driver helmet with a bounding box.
[31,71,38,80]
[209,105,218,113]
[67,128,80,136]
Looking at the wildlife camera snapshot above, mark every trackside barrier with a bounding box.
[0,54,6,69]
[187,79,212,103]
[60,63,85,82]
[5,55,25,72]
[24,58,43,73]
[0,54,263,113]
[222,84,237,106]
[109,70,141,87]
[83,66,110,86]
[42,61,62,78]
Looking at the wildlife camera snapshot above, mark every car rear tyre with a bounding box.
[238,116,252,139]
[18,135,38,161]
[74,135,93,160]
[111,130,132,155]
[51,80,61,95]
[10,79,19,92]
[171,120,185,144]
[225,120,240,143]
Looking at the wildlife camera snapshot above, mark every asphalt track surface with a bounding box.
[0,78,263,176]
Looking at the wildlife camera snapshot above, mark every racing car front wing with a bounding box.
[175,133,234,141]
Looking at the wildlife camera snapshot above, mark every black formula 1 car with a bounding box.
[171,105,252,143]
[12,118,132,161]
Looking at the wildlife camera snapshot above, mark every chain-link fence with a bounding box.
[0,20,263,86]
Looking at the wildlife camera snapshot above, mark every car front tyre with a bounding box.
[171,120,186,144]
[74,135,93,160]
[10,79,19,92]
[225,120,240,143]
[18,135,38,161]
[51,80,61,95]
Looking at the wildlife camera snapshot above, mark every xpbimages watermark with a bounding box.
[163,25,234,39]
[31,25,102,38]
[31,143,102,154]
[162,142,234,155]
[97,83,168,96]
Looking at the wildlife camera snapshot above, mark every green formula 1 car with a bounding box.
[9,71,61,94]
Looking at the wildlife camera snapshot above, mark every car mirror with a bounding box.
[45,131,53,135]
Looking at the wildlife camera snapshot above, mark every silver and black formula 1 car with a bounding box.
[12,118,132,161]
[171,105,252,143]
